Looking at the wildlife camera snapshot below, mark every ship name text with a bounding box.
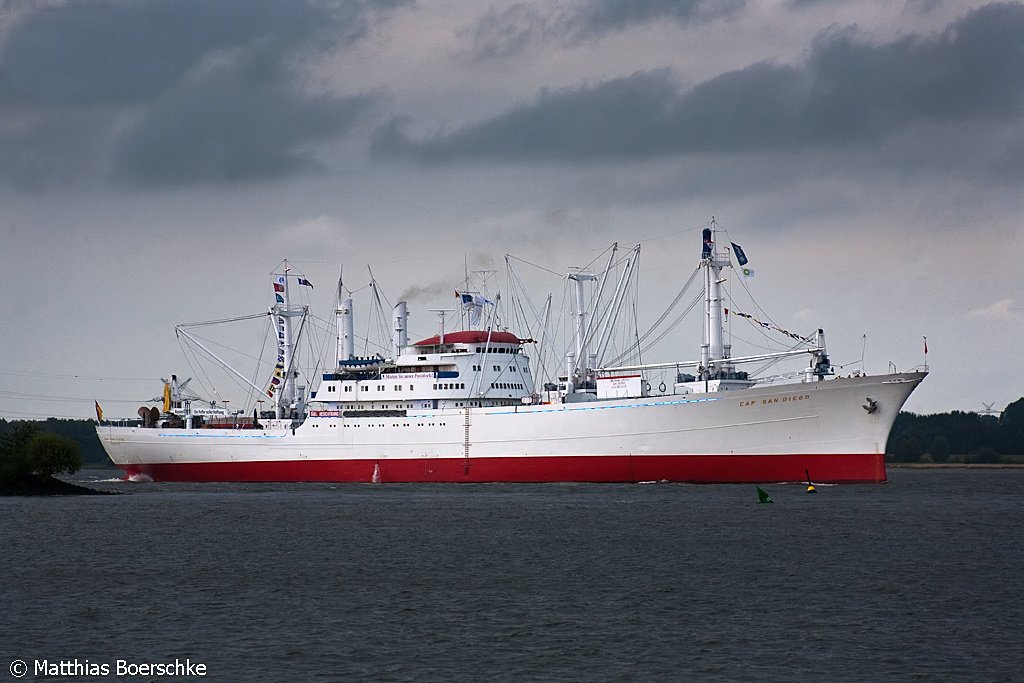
[738,394,810,407]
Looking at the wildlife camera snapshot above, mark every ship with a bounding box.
[96,221,926,483]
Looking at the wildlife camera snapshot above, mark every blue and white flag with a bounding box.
[731,242,749,266]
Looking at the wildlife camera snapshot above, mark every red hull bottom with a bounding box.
[118,453,887,484]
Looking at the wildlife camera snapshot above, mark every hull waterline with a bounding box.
[114,452,887,484]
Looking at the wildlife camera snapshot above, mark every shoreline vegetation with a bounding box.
[886,397,1024,464]
[0,472,115,496]
[0,421,110,496]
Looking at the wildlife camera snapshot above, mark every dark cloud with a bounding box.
[111,62,375,186]
[462,4,553,59]
[0,0,339,107]
[788,0,940,9]
[0,108,115,193]
[803,4,1024,136]
[575,0,746,33]
[785,0,850,7]
[0,0,407,190]
[385,2,1024,170]
[375,69,685,161]
[464,0,744,58]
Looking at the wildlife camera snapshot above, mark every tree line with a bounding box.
[0,418,109,467]
[886,398,1024,463]
[0,421,82,488]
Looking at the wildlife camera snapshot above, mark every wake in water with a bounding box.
[77,472,153,483]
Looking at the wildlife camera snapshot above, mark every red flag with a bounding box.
[924,337,928,354]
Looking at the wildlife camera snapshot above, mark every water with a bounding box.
[2,469,1022,682]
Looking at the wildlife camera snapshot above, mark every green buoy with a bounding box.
[756,487,773,504]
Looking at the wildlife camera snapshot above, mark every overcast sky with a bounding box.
[2,0,1022,420]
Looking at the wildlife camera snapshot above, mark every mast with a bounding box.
[569,272,596,377]
[592,223,834,386]
[272,261,304,418]
[700,219,730,380]
[580,245,616,358]
[595,244,639,367]
[429,309,453,346]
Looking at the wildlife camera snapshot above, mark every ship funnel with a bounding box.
[338,297,354,362]
[392,301,408,358]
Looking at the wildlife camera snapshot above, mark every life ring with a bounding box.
[659,382,666,393]
[644,382,651,392]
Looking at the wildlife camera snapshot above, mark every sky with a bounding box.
[2,0,1022,421]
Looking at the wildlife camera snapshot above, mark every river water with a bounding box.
[2,468,1021,681]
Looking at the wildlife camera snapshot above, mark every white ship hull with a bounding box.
[97,372,924,483]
